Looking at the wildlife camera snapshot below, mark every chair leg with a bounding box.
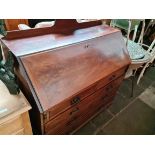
[137,63,149,85]
[131,69,137,97]
[131,70,137,97]
[131,74,134,97]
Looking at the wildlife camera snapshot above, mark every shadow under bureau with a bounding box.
[1,20,131,134]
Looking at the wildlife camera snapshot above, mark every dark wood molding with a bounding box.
[4,19,102,40]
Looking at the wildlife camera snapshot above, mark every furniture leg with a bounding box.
[131,74,134,97]
[131,70,137,97]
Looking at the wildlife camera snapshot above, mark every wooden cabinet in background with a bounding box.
[0,81,32,135]
[4,19,28,31]
[1,20,130,134]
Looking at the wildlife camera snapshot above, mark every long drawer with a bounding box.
[44,76,123,134]
[0,116,23,135]
[46,92,116,135]
[58,93,115,135]
[44,67,126,122]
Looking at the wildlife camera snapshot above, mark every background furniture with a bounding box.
[124,20,155,84]
[0,20,6,60]
[110,19,141,33]
[4,19,29,31]
[110,19,141,40]
[136,39,155,84]
[18,21,55,30]
[18,20,99,30]
[112,20,155,96]
[18,24,31,30]
[28,19,55,27]
[1,20,20,95]
[4,19,110,31]
[144,19,155,45]
[0,80,32,135]
[4,19,55,31]
[1,20,130,134]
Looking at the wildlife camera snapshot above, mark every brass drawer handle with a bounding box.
[70,107,79,115]
[109,75,116,81]
[71,96,81,105]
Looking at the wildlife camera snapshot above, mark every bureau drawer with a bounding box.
[46,68,125,121]
[0,116,23,135]
[49,94,116,135]
[12,128,25,135]
[44,76,123,134]
[45,83,97,121]
[65,93,116,135]
[96,67,126,90]
[45,89,101,134]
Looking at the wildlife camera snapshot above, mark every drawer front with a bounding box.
[96,67,126,90]
[44,76,123,134]
[46,83,97,121]
[12,128,25,135]
[45,88,102,134]
[46,67,125,121]
[47,94,116,135]
[64,93,116,135]
[0,116,23,135]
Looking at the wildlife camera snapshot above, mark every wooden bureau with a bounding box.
[1,20,131,134]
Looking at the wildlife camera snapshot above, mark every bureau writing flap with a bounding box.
[19,30,130,112]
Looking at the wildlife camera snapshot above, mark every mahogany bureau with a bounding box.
[1,20,131,134]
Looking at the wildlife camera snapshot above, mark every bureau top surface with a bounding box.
[20,29,130,112]
[0,81,31,123]
[2,25,119,57]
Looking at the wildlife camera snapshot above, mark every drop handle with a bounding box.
[71,96,81,105]
[70,107,79,115]
[109,75,116,81]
